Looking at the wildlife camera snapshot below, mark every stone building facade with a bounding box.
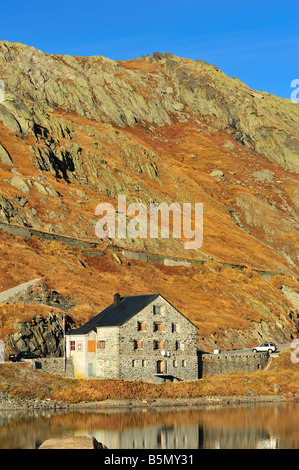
[66,293,198,382]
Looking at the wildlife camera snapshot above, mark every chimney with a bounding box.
[114,293,121,306]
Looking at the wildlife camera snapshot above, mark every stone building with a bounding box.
[66,293,198,381]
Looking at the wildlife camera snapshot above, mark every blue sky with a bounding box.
[1,0,298,98]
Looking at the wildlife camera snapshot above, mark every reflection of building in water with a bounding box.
[93,423,204,449]
[1,404,298,449]
[256,437,279,449]
[91,420,286,450]
[202,427,280,449]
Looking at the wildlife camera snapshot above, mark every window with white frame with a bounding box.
[153,305,164,315]
[175,340,184,350]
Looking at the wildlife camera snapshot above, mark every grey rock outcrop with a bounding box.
[0,41,298,172]
[0,278,75,311]
[7,310,73,357]
[1,279,76,357]
[0,143,13,165]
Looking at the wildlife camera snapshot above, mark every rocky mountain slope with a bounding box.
[0,41,298,351]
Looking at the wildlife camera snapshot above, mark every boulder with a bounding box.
[210,169,224,179]
[0,143,13,165]
[0,194,15,221]
[10,176,30,193]
[0,105,22,133]
[39,435,108,449]
[173,102,184,112]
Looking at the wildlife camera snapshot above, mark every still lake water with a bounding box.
[0,401,298,449]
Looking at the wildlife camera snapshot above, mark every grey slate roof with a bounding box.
[66,294,159,335]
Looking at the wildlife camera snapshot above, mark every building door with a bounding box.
[157,360,164,374]
[88,363,93,377]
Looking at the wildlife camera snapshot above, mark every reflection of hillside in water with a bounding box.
[0,402,298,449]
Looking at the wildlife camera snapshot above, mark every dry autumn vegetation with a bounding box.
[0,41,298,356]
[0,350,298,402]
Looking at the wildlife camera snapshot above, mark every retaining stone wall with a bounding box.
[198,352,269,378]
[30,357,74,377]
[0,221,282,279]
